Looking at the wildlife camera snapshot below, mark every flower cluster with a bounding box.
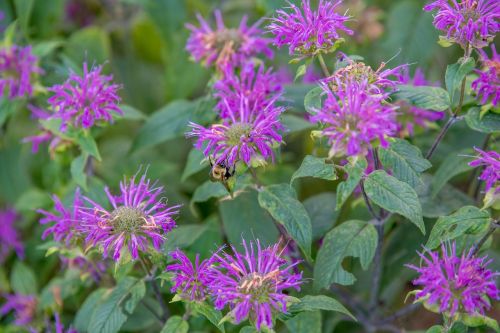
[186,10,272,69]
[469,148,500,193]
[79,171,179,261]
[268,0,352,55]
[0,293,37,327]
[407,243,499,316]
[0,208,24,263]
[310,79,398,157]
[167,240,303,330]
[188,63,285,167]
[423,0,500,49]
[0,45,41,99]
[472,45,499,106]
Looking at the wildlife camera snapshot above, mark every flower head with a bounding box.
[423,0,500,49]
[166,249,214,301]
[472,45,499,106]
[397,68,445,136]
[79,171,179,261]
[310,80,398,157]
[38,188,83,245]
[0,293,37,326]
[0,208,24,263]
[469,148,500,193]
[407,243,499,317]
[207,240,303,330]
[186,10,273,69]
[0,45,41,99]
[268,0,352,55]
[48,62,122,131]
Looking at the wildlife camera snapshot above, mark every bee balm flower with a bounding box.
[469,148,500,193]
[0,293,37,327]
[472,45,499,106]
[0,45,41,99]
[0,208,24,263]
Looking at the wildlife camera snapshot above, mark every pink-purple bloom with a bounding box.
[469,148,500,193]
[472,45,499,106]
[207,240,303,330]
[188,64,285,167]
[61,255,107,282]
[186,10,273,69]
[166,249,214,301]
[423,0,500,49]
[79,171,179,261]
[0,293,37,327]
[407,243,499,317]
[268,0,353,55]
[0,45,41,99]
[310,79,398,157]
[38,188,83,245]
[0,208,24,263]
[48,62,122,131]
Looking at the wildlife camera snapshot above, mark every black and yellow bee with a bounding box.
[209,158,235,183]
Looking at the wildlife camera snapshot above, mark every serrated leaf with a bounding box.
[304,193,338,240]
[71,154,88,190]
[181,149,207,182]
[465,108,500,133]
[445,58,475,103]
[426,206,491,249]
[74,288,107,332]
[10,261,37,295]
[379,138,431,187]
[76,132,101,161]
[289,295,354,320]
[285,311,321,333]
[431,149,473,197]
[364,170,424,233]
[160,315,189,333]
[314,220,377,289]
[336,157,367,210]
[304,86,323,115]
[258,184,312,258]
[88,277,146,333]
[394,85,450,111]
[291,155,337,184]
[192,302,225,332]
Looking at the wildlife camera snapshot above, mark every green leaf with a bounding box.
[431,149,473,197]
[258,184,313,258]
[181,149,207,182]
[76,132,101,161]
[289,295,354,320]
[426,326,444,333]
[314,220,377,289]
[426,206,491,249]
[285,311,322,333]
[119,104,147,120]
[32,40,63,58]
[160,315,189,333]
[291,155,337,184]
[10,261,37,295]
[336,157,367,210]
[282,114,315,134]
[0,98,24,127]
[465,107,500,133]
[459,313,499,332]
[71,154,88,190]
[304,193,338,240]
[445,58,475,103]
[14,188,51,212]
[379,138,431,187]
[163,224,207,254]
[192,302,225,332]
[74,288,107,332]
[65,26,111,66]
[219,190,280,250]
[240,327,258,333]
[304,87,323,115]
[191,181,229,205]
[14,0,34,37]
[365,170,425,233]
[394,85,450,111]
[89,277,146,333]
[295,63,307,81]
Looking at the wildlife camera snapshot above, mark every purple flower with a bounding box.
[186,10,273,69]
[423,0,500,49]
[166,249,214,301]
[310,79,398,157]
[61,255,107,282]
[0,45,41,99]
[207,240,303,330]
[268,0,353,56]
[79,171,179,261]
[187,65,284,167]
[276,65,321,84]
[0,208,24,263]
[54,312,78,333]
[469,148,500,193]
[407,243,499,317]
[472,45,499,106]
[0,293,37,327]
[397,68,445,136]
[48,62,122,131]
[38,188,83,245]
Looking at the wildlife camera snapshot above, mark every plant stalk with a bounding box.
[139,256,169,322]
[317,54,331,77]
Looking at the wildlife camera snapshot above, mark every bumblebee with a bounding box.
[209,158,235,183]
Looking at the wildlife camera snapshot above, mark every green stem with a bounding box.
[317,54,331,77]
[139,256,169,322]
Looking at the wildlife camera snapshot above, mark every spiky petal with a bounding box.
[0,45,41,99]
[0,293,37,327]
[472,44,500,106]
[0,208,24,263]
[469,148,500,193]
